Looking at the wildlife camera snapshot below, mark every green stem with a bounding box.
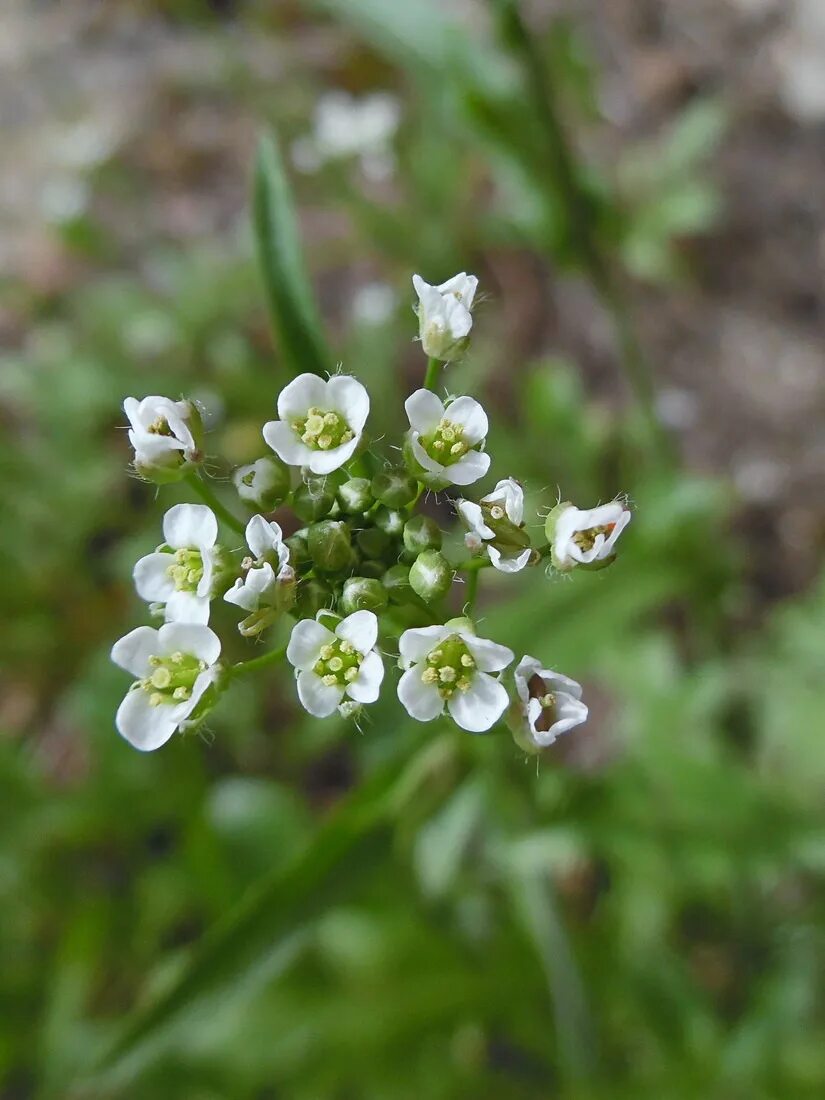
[464,568,480,614]
[455,556,491,573]
[186,472,246,537]
[231,644,287,678]
[423,356,443,393]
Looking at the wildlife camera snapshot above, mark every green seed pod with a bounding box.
[308,520,352,573]
[383,563,412,602]
[337,477,373,515]
[233,455,291,512]
[295,577,334,618]
[409,550,453,603]
[374,506,405,539]
[356,526,391,559]
[340,576,389,615]
[292,477,337,523]
[284,530,311,569]
[371,469,418,509]
[403,514,442,554]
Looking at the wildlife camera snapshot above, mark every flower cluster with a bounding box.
[112,272,631,754]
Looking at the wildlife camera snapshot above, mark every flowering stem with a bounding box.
[464,568,480,614]
[231,644,286,677]
[423,356,442,393]
[186,472,246,537]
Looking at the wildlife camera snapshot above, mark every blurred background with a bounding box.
[2,1,825,1097]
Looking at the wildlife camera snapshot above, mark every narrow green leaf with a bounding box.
[253,131,329,378]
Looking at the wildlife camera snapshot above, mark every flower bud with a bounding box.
[295,577,334,618]
[374,506,405,539]
[124,396,204,484]
[340,576,389,615]
[383,563,412,602]
[292,476,337,523]
[403,514,442,554]
[233,456,290,512]
[371,469,418,509]
[356,526,391,559]
[337,477,373,515]
[307,520,353,573]
[409,550,453,603]
[285,530,311,569]
[338,700,363,721]
[358,559,385,580]
[412,273,478,362]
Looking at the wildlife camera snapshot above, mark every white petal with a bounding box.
[463,634,514,673]
[531,693,589,747]
[262,419,314,468]
[157,622,221,665]
[327,375,370,432]
[347,650,384,704]
[276,373,328,420]
[224,563,276,612]
[410,434,444,476]
[487,546,531,573]
[116,689,179,752]
[412,275,446,319]
[397,667,444,722]
[448,449,490,486]
[405,389,445,434]
[483,477,523,525]
[335,610,378,655]
[456,500,493,541]
[306,436,359,475]
[447,672,509,733]
[287,618,334,669]
[540,668,584,700]
[398,624,451,668]
[296,668,344,717]
[600,508,631,557]
[164,589,211,625]
[441,297,472,340]
[436,272,478,309]
[163,504,217,550]
[133,553,175,602]
[514,655,543,705]
[111,626,159,677]
[246,515,283,560]
[444,397,487,444]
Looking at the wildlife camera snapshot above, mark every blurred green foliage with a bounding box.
[1,3,823,1099]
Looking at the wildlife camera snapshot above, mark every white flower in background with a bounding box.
[263,373,369,476]
[133,504,228,624]
[397,621,513,733]
[287,610,385,718]
[457,478,533,573]
[351,281,398,326]
[404,389,490,488]
[510,657,588,752]
[292,91,401,181]
[412,272,478,361]
[548,501,631,572]
[124,395,203,483]
[111,623,222,752]
[225,516,295,634]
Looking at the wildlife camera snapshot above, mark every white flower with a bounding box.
[111,622,222,752]
[133,504,227,624]
[263,373,369,476]
[397,622,513,733]
[124,395,202,482]
[224,515,293,614]
[549,501,631,571]
[412,272,478,361]
[286,610,385,718]
[292,91,401,181]
[511,656,588,751]
[457,478,532,573]
[404,389,490,488]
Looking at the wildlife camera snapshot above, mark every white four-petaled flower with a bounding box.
[124,395,201,481]
[111,622,222,752]
[224,516,294,631]
[263,373,369,476]
[133,504,224,624]
[404,389,490,488]
[397,623,513,733]
[511,656,588,751]
[457,478,532,573]
[287,610,385,718]
[550,501,631,571]
[412,273,478,361]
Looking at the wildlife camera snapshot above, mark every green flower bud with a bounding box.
[358,559,386,580]
[337,477,374,515]
[371,469,418,509]
[374,506,405,539]
[295,577,334,618]
[292,477,337,523]
[356,526,391,559]
[383,563,412,602]
[403,514,442,554]
[340,576,389,615]
[409,550,453,603]
[308,520,352,573]
[285,530,311,569]
[233,456,290,512]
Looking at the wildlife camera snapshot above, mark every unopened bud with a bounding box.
[340,576,389,615]
[383,563,412,602]
[292,476,337,523]
[403,514,442,554]
[337,477,373,515]
[295,577,334,618]
[356,526,391,559]
[374,506,405,539]
[233,455,290,511]
[409,550,453,603]
[308,520,352,573]
[284,530,311,569]
[371,469,418,509]
[358,559,385,580]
